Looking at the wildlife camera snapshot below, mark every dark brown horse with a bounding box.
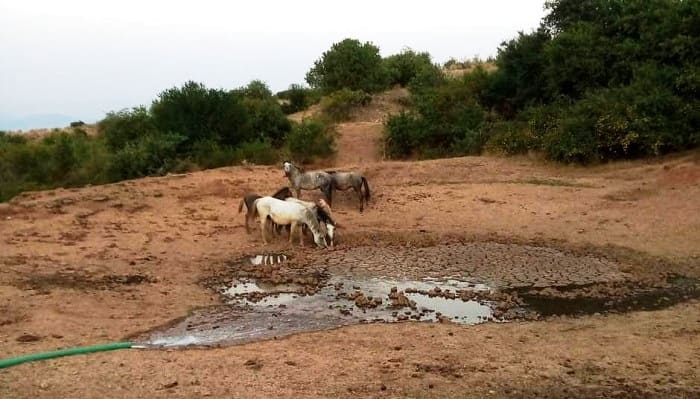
[238,187,293,233]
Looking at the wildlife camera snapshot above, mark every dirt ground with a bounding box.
[1,115,699,397]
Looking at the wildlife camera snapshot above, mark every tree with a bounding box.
[306,38,388,93]
[384,48,434,87]
[150,81,251,150]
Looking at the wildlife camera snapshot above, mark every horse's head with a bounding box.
[283,161,293,177]
[313,231,328,249]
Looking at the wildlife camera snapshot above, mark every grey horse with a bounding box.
[325,170,371,212]
[283,161,334,204]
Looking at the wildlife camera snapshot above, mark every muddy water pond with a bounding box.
[141,248,700,348]
[144,257,496,347]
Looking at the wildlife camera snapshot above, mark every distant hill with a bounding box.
[0,113,79,132]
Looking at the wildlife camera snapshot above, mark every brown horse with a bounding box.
[238,187,293,233]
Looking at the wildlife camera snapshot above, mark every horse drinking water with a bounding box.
[284,197,337,247]
[253,196,327,248]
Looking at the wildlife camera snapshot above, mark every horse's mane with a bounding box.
[271,186,292,198]
[315,205,335,226]
[302,207,322,234]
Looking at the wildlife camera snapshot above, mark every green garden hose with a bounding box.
[0,341,137,369]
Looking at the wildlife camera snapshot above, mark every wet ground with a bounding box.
[141,243,700,348]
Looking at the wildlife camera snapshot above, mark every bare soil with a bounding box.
[1,116,699,397]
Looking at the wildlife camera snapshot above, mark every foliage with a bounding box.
[107,132,185,180]
[150,81,251,150]
[306,38,388,94]
[319,89,372,122]
[385,74,490,159]
[277,84,321,114]
[383,49,434,87]
[242,96,292,145]
[99,106,159,150]
[285,118,336,163]
[481,0,700,162]
[0,130,111,202]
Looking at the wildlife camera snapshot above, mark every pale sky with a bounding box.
[0,0,546,130]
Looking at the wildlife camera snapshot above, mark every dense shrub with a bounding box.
[232,139,279,165]
[319,89,371,122]
[306,39,388,94]
[107,132,184,180]
[99,106,158,150]
[0,130,111,202]
[385,74,490,159]
[476,0,700,162]
[150,81,252,150]
[485,121,533,155]
[286,118,336,163]
[384,49,434,87]
[384,111,423,158]
[277,84,322,114]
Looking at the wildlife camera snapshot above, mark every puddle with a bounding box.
[515,275,700,316]
[142,275,495,348]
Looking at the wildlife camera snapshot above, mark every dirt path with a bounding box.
[332,122,384,165]
[1,150,699,397]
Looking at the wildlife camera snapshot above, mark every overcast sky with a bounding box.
[0,0,546,130]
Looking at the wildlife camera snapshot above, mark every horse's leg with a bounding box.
[289,222,297,246]
[299,223,306,247]
[260,216,268,244]
[323,186,333,206]
[354,185,363,212]
[295,188,301,199]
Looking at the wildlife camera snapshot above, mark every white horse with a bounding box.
[253,196,327,248]
[285,197,336,247]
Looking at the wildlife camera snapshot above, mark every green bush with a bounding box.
[485,121,533,155]
[233,139,279,165]
[99,106,159,150]
[306,38,388,94]
[384,49,434,87]
[277,84,321,114]
[108,132,185,180]
[242,96,291,146]
[286,118,336,163]
[0,130,112,202]
[384,111,423,158]
[319,89,371,122]
[150,81,252,150]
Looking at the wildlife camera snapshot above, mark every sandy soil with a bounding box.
[1,117,699,397]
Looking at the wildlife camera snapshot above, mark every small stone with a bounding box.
[16,334,41,342]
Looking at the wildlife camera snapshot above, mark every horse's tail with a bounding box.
[361,176,371,203]
[252,198,260,220]
[237,198,246,213]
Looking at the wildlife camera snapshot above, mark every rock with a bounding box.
[16,334,41,342]
[162,381,178,389]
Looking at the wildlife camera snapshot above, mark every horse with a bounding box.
[325,170,371,212]
[252,196,327,248]
[283,161,334,204]
[284,197,337,247]
[238,187,293,233]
